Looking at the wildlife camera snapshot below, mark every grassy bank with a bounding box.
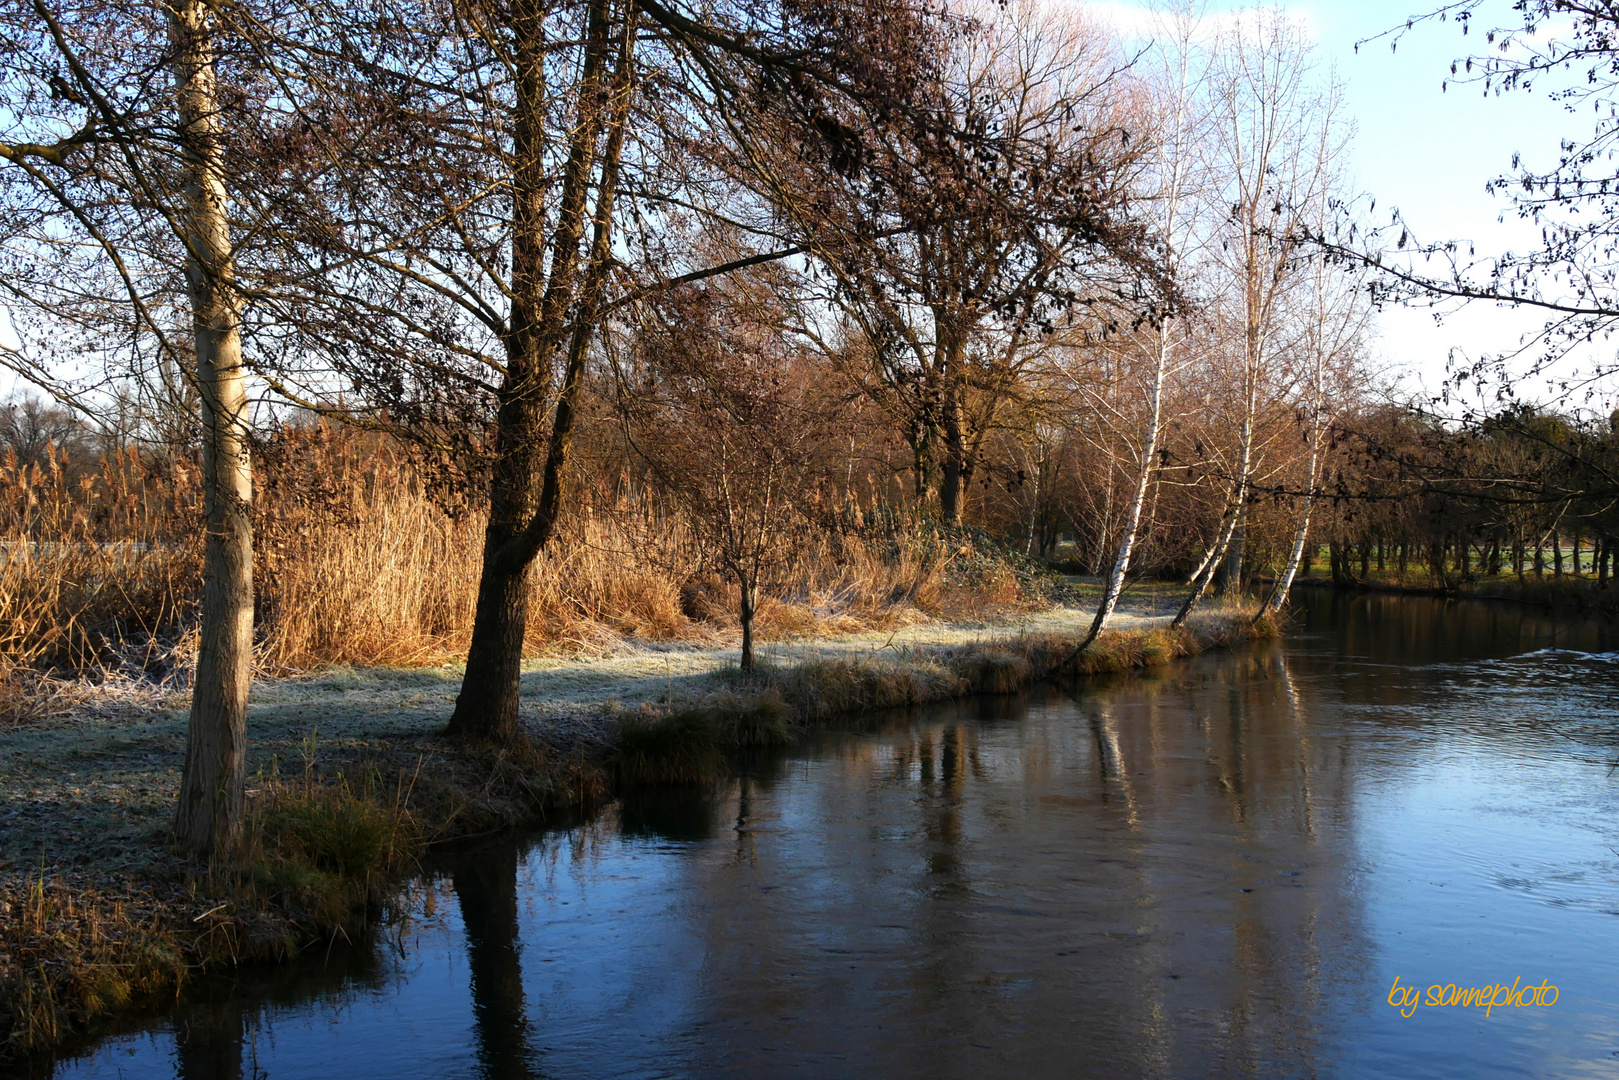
[1291,569,1619,615]
[0,601,1270,1062]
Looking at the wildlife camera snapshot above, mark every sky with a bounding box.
[1082,0,1614,413]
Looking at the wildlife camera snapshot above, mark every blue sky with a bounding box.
[1085,0,1609,409]
[1315,1,1595,406]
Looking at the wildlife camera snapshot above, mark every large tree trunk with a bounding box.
[170,0,255,856]
[448,0,627,741]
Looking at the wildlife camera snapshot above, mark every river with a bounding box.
[30,593,1619,1078]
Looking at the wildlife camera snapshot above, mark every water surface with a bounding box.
[35,594,1619,1078]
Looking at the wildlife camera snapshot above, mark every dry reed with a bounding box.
[2,424,1041,721]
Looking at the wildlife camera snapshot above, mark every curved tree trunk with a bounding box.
[448,0,631,741]
[170,0,254,856]
[1172,489,1244,629]
[1261,408,1324,618]
[1082,331,1170,649]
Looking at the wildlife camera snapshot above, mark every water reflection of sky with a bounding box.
[36,594,1619,1080]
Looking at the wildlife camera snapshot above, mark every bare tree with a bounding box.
[0,0,276,852]
[715,4,1164,525]
[1260,254,1371,616]
[623,274,837,670]
[227,0,954,744]
[0,392,93,467]
[1076,3,1209,646]
[1173,8,1346,627]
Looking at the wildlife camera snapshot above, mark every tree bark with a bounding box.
[738,573,756,672]
[170,0,254,856]
[448,0,628,741]
[1082,327,1171,649]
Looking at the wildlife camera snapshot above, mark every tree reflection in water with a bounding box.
[173,994,251,1080]
[449,845,544,1080]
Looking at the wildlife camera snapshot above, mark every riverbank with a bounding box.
[1,595,1269,1063]
[1290,570,1619,615]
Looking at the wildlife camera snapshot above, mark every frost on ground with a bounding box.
[0,589,1187,887]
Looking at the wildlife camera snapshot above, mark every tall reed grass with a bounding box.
[1,424,1041,715]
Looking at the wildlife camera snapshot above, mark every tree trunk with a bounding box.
[738,573,757,672]
[447,0,627,741]
[1262,404,1324,617]
[1082,328,1171,648]
[170,0,255,857]
[1219,518,1246,597]
[1553,532,1564,578]
[1172,494,1244,628]
[1023,450,1040,556]
[937,336,967,527]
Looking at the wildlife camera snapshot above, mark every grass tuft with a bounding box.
[611,707,725,786]
[700,687,796,747]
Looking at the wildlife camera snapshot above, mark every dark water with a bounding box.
[34,594,1619,1079]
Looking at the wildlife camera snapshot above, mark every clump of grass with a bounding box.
[766,654,965,722]
[702,687,795,747]
[952,646,1033,694]
[247,787,415,927]
[0,873,195,1059]
[611,707,725,786]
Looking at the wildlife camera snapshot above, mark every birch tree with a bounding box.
[1259,254,1370,616]
[1172,8,1345,627]
[1077,4,1208,647]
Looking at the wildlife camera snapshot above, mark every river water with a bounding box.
[33,593,1619,1079]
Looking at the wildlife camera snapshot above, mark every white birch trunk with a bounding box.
[1262,421,1319,617]
[1082,333,1169,647]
